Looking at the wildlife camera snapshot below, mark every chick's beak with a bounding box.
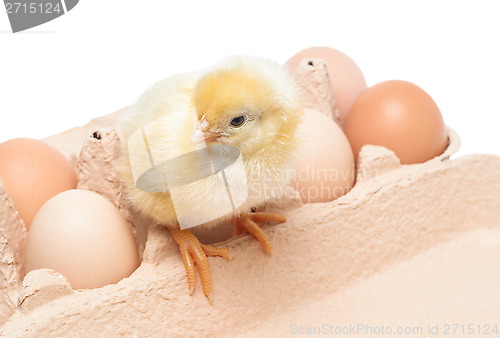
[191,117,220,143]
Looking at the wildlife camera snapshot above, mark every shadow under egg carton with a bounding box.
[1,62,499,335]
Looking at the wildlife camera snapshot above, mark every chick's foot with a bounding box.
[229,212,287,255]
[169,228,230,303]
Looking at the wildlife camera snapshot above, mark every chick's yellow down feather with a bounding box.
[117,55,303,302]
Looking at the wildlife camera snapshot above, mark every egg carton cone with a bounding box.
[1,62,500,337]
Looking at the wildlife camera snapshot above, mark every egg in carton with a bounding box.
[1,59,500,336]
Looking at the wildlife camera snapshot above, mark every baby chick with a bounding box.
[118,56,302,302]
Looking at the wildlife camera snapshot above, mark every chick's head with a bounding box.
[192,56,302,159]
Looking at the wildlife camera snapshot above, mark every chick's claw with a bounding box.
[169,228,230,303]
[200,243,231,260]
[235,217,273,254]
[230,212,287,255]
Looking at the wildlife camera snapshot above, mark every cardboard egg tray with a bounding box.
[1,59,500,336]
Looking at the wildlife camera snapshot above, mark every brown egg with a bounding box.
[0,138,77,230]
[291,109,355,203]
[344,80,448,165]
[286,46,367,123]
[24,189,140,289]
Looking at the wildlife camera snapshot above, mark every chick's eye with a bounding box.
[230,115,245,127]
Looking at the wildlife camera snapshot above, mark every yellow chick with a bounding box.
[118,56,302,302]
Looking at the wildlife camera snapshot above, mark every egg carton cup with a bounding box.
[1,62,500,336]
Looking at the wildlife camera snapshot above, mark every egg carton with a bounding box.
[1,60,500,336]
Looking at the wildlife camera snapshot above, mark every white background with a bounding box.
[0,0,499,158]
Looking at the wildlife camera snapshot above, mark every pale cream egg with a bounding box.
[291,109,355,203]
[24,189,140,289]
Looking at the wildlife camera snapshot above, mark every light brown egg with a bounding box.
[344,80,448,165]
[24,189,140,289]
[291,110,355,203]
[286,46,367,123]
[0,138,77,230]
